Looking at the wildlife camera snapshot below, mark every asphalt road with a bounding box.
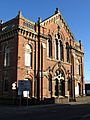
[0,103,90,120]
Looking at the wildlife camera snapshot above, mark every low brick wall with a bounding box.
[55,97,68,104]
[0,96,90,106]
[76,96,90,103]
[55,96,90,104]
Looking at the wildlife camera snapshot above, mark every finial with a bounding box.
[38,17,42,23]
[79,40,81,44]
[18,10,22,17]
[0,20,2,24]
[79,40,82,49]
[55,8,59,14]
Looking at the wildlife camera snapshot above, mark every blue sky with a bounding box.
[0,0,90,82]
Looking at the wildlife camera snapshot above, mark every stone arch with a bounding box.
[54,68,65,96]
[51,62,67,97]
[52,61,67,78]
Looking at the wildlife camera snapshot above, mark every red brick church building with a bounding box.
[0,8,85,100]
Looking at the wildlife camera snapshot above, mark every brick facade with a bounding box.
[0,9,85,99]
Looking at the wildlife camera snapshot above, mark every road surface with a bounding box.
[0,103,90,120]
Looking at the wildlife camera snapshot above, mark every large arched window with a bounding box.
[55,39,58,60]
[60,40,63,61]
[4,45,10,67]
[47,37,52,58]
[25,44,32,67]
[66,42,70,63]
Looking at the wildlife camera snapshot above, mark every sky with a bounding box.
[0,0,90,83]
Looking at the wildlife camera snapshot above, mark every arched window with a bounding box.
[60,40,63,61]
[25,44,32,67]
[55,39,58,60]
[66,42,70,63]
[4,45,10,67]
[47,37,52,58]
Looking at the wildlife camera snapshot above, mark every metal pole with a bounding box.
[20,91,22,106]
[13,90,15,104]
[27,92,28,109]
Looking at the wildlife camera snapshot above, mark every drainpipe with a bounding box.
[37,17,41,100]
[34,40,36,97]
[41,43,43,100]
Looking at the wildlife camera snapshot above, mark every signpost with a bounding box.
[18,80,30,106]
[12,82,17,90]
[12,82,17,104]
[18,80,30,92]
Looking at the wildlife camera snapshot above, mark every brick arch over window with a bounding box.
[52,61,67,78]
[25,44,32,67]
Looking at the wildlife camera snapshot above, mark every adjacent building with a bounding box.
[0,8,85,100]
[85,83,90,96]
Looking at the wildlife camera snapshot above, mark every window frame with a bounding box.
[4,45,10,67]
[47,37,52,58]
[66,42,70,63]
[59,40,64,61]
[25,44,32,67]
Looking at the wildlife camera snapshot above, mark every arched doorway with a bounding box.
[78,83,81,95]
[75,82,81,97]
[60,79,65,96]
[55,69,65,97]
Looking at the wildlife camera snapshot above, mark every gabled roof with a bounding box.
[41,8,76,41]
